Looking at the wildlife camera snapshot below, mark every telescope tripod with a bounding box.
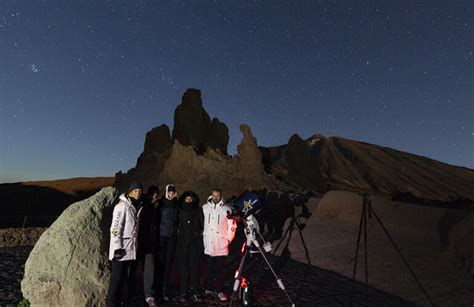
[229,217,295,307]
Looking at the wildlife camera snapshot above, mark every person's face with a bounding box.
[167,191,176,199]
[184,196,193,204]
[129,189,142,200]
[211,191,222,203]
[151,192,159,204]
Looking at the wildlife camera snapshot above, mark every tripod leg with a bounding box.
[272,218,295,256]
[230,246,250,307]
[369,206,435,307]
[253,240,295,306]
[350,200,366,305]
[363,203,368,305]
[352,201,366,280]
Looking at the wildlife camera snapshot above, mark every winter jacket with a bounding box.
[202,196,237,257]
[177,191,204,238]
[137,196,157,254]
[109,193,142,261]
[157,185,179,238]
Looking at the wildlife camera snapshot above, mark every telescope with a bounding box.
[228,191,264,218]
[229,192,295,307]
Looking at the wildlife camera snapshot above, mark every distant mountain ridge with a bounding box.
[0,177,114,227]
[259,134,474,205]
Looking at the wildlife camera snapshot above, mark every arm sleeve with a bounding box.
[227,213,237,242]
[198,207,205,231]
[110,203,125,251]
[151,205,160,243]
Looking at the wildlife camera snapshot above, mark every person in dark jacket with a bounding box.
[175,191,204,303]
[138,185,159,307]
[156,184,179,301]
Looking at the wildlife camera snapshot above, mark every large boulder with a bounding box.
[21,187,118,306]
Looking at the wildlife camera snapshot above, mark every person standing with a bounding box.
[202,188,237,302]
[156,184,179,301]
[175,191,204,303]
[106,181,143,307]
[137,185,159,307]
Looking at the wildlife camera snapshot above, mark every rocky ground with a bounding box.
[2,245,412,306]
[0,228,47,247]
[0,246,32,306]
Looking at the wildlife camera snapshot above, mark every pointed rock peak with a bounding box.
[172,88,229,154]
[240,124,255,141]
[181,88,203,107]
[288,133,304,145]
[143,124,171,155]
[237,124,258,155]
[306,133,326,146]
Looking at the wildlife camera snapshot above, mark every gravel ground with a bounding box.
[1,246,413,306]
[0,246,32,306]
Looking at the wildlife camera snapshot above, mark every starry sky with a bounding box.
[0,1,473,183]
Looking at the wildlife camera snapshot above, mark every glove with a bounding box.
[113,249,126,260]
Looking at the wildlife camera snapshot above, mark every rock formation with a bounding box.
[172,88,229,154]
[115,125,171,193]
[21,187,118,306]
[158,124,276,202]
[116,88,276,201]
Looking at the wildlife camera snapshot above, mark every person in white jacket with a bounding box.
[202,188,237,302]
[106,181,143,307]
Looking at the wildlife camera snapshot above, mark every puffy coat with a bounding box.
[177,191,203,237]
[109,193,142,261]
[202,196,237,256]
[157,185,179,238]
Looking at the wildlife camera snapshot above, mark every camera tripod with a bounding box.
[351,193,434,306]
[229,215,295,307]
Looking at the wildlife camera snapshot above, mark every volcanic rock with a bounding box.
[172,88,229,154]
[21,187,118,306]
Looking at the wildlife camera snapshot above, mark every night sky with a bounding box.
[1,1,473,183]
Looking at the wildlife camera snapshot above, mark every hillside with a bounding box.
[0,177,114,227]
[260,134,474,206]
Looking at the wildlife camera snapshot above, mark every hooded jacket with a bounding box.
[202,195,237,256]
[157,184,179,238]
[177,191,203,237]
[109,193,142,261]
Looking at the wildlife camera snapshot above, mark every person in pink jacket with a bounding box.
[202,188,237,302]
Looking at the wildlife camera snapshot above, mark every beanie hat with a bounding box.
[127,181,143,194]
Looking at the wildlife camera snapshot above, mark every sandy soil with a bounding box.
[275,191,474,306]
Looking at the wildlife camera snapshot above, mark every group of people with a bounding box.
[106,181,237,307]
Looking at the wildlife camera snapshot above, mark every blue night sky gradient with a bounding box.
[0,1,473,183]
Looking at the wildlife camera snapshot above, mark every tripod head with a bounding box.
[360,192,373,219]
[242,214,272,253]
